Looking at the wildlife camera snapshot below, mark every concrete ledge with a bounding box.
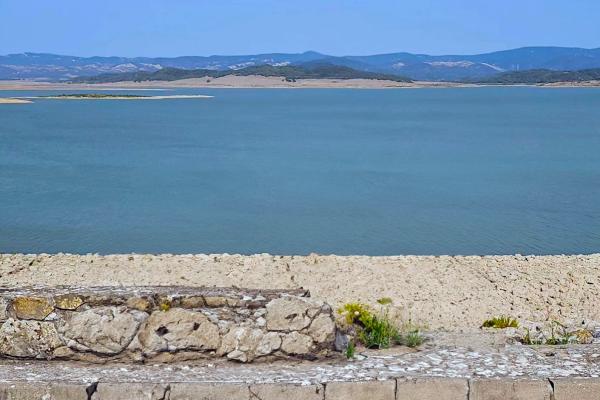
[469,379,552,400]
[0,286,336,363]
[2,376,600,399]
[551,377,600,400]
[396,377,468,400]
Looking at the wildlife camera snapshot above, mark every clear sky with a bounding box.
[1,0,599,57]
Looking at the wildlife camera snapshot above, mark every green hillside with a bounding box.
[71,64,412,83]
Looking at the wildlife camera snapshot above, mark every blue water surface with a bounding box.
[1,87,599,255]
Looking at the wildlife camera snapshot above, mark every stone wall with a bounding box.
[0,286,336,363]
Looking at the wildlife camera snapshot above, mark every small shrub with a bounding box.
[338,302,372,326]
[404,330,425,348]
[482,316,519,329]
[345,341,355,359]
[159,299,171,312]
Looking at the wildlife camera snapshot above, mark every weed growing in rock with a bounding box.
[338,299,425,350]
[482,316,519,329]
[345,341,355,359]
[404,329,425,348]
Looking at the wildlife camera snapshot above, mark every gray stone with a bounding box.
[266,297,321,331]
[169,383,249,400]
[396,378,468,400]
[0,299,8,322]
[95,382,171,400]
[281,331,313,355]
[0,319,63,358]
[250,383,323,400]
[469,379,552,400]
[58,306,146,354]
[552,378,600,400]
[218,327,264,362]
[0,382,88,400]
[325,380,396,400]
[256,332,281,356]
[334,331,349,352]
[307,313,335,344]
[136,308,220,356]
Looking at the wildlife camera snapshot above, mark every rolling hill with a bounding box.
[2,47,600,81]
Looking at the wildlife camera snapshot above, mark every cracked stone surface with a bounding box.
[58,307,146,354]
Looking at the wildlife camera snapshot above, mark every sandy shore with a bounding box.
[0,77,467,90]
[22,94,212,100]
[0,97,31,104]
[1,253,598,331]
[1,77,599,90]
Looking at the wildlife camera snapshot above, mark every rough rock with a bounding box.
[0,319,63,358]
[136,308,220,356]
[217,328,280,362]
[307,313,335,344]
[11,297,54,320]
[266,297,321,331]
[58,307,146,354]
[0,299,7,322]
[125,297,152,312]
[53,294,84,310]
[281,332,313,355]
[256,332,282,356]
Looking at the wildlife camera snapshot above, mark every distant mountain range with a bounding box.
[2,47,600,81]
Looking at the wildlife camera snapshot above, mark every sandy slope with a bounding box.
[1,253,598,331]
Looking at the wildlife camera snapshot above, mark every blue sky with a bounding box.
[1,0,599,57]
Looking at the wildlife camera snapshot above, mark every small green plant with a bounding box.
[159,299,172,312]
[404,330,425,348]
[338,302,372,325]
[345,341,355,359]
[482,316,519,329]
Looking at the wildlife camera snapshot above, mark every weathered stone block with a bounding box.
[396,378,468,400]
[169,383,249,400]
[58,306,146,354]
[552,377,600,400]
[250,383,324,400]
[12,297,54,320]
[54,294,85,310]
[0,382,88,400]
[281,331,314,355]
[469,379,552,400]
[0,319,63,358]
[95,382,170,400]
[307,313,336,344]
[325,380,396,400]
[136,308,220,356]
[266,296,321,331]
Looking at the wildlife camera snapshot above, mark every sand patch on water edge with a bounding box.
[0,98,31,104]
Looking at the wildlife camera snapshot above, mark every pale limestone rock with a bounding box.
[217,329,281,361]
[326,380,396,400]
[256,332,282,356]
[0,318,63,358]
[281,332,313,355]
[136,308,220,356]
[58,307,146,354]
[265,297,321,331]
[11,296,54,320]
[0,299,8,322]
[307,313,335,344]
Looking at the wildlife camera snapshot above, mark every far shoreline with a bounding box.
[2,76,599,91]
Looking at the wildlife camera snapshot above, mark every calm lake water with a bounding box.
[1,87,599,255]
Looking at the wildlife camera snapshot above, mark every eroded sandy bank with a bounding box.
[1,253,598,331]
